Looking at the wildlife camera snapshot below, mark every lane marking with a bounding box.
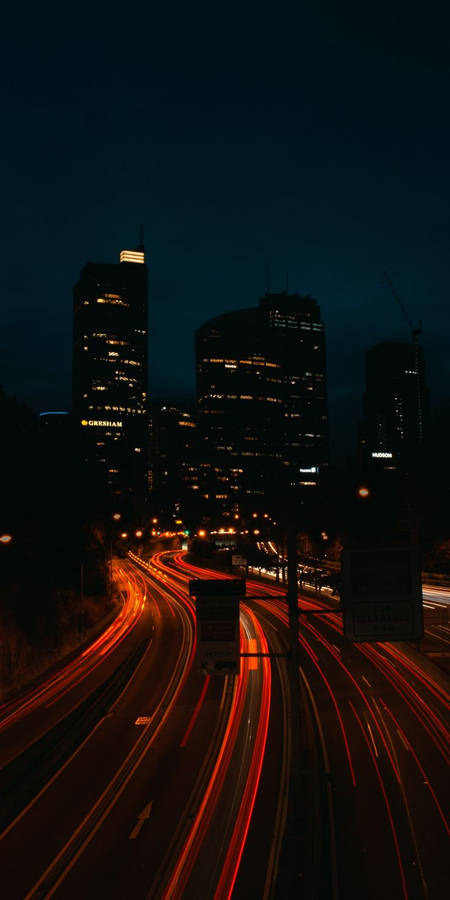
[366,721,379,757]
[396,728,410,752]
[129,802,152,840]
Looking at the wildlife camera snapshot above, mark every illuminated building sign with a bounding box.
[120,249,145,264]
[371,451,393,458]
[81,419,123,428]
[299,466,318,473]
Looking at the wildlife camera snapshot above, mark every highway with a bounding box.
[0,554,283,899]
[0,551,448,899]
[172,552,450,900]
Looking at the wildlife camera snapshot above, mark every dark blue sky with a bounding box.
[1,2,449,457]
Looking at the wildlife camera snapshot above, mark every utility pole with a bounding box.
[80,562,84,634]
[286,519,302,800]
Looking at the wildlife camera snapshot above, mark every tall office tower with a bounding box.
[195,291,328,518]
[72,246,148,505]
[360,341,429,471]
[149,401,198,520]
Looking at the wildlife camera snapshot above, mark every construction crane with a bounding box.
[382,271,423,344]
[382,270,424,441]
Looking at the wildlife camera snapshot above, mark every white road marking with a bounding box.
[129,802,152,839]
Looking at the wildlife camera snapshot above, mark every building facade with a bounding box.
[195,291,328,518]
[149,401,198,521]
[360,341,428,472]
[72,247,148,504]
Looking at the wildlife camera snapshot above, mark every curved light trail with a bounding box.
[0,564,145,738]
[170,550,450,900]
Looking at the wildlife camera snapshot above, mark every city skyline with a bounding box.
[1,3,449,459]
[0,241,444,461]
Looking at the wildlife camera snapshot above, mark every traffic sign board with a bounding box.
[189,578,244,675]
[342,543,423,642]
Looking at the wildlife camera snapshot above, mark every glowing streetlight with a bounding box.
[253,529,260,535]
[120,532,128,539]
[198,529,207,538]
[357,486,370,499]
[112,512,121,521]
[0,534,12,544]
[152,517,158,524]
[135,530,143,538]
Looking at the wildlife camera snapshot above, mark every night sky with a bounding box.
[1,2,449,458]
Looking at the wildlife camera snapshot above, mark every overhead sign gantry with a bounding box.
[189,578,244,676]
[342,542,423,642]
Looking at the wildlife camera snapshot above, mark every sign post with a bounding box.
[189,578,244,676]
[342,542,423,642]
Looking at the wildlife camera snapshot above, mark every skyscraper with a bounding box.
[360,341,428,471]
[72,246,148,505]
[149,400,198,520]
[195,291,328,517]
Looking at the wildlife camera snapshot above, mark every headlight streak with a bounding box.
[135,551,450,900]
[0,565,145,736]
[135,550,272,900]
[213,604,271,900]
[22,564,195,900]
[245,573,449,900]
[348,700,409,900]
[160,647,250,899]
[380,700,450,838]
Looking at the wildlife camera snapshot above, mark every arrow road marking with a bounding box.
[129,802,152,840]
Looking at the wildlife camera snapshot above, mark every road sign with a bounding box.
[342,543,423,642]
[189,579,244,675]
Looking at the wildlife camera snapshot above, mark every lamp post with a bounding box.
[110,513,121,601]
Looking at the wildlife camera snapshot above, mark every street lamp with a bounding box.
[120,532,128,539]
[357,486,370,499]
[112,512,121,521]
[0,534,12,544]
[135,530,143,538]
